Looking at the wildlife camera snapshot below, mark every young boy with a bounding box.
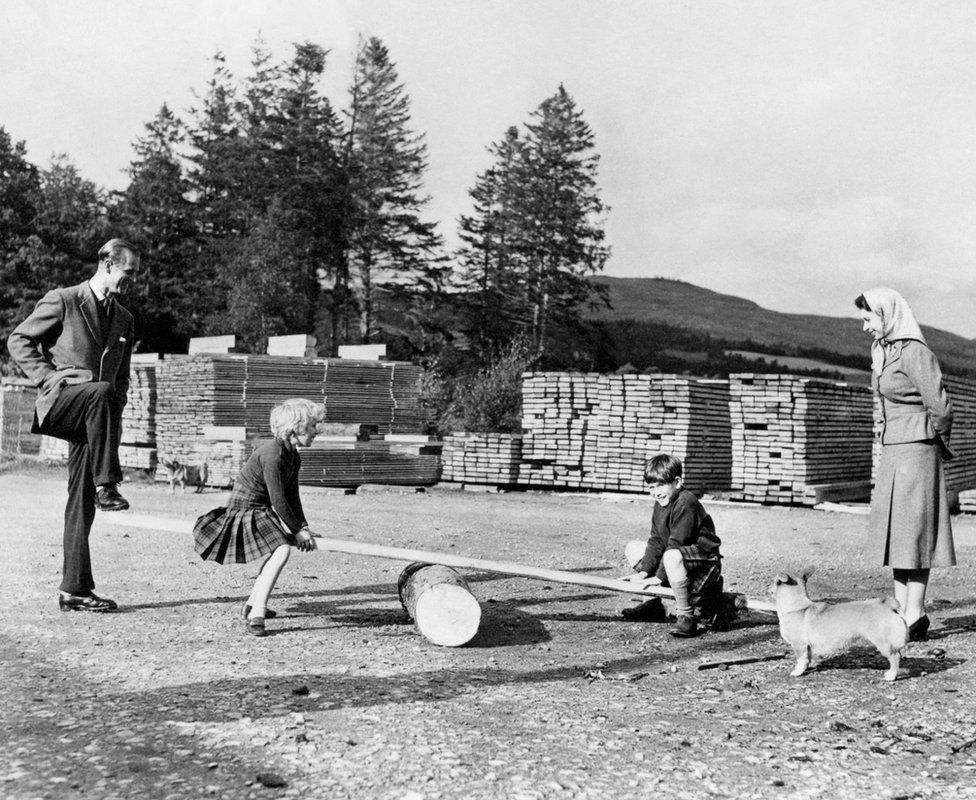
[621,453,723,637]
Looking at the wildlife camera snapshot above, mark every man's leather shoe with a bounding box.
[59,592,118,612]
[96,485,129,512]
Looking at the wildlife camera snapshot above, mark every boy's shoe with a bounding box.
[621,597,666,622]
[670,614,698,637]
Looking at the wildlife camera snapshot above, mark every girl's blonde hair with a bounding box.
[270,398,324,440]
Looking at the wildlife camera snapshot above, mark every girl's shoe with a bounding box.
[907,614,930,642]
[246,617,267,637]
[242,603,277,620]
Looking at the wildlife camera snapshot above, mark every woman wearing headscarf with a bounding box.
[855,287,956,642]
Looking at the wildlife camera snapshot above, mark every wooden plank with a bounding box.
[100,513,776,611]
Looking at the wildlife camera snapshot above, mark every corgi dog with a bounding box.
[772,569,907,682]
[161,459,209,494]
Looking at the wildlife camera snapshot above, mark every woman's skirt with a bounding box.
[871,440,956,569]
[193,504,295,564]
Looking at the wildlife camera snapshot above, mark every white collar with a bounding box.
[88,280,108,304]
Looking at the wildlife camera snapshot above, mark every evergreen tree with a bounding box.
[456,126,529,354]
[185,51,243,332]
[456,86,609,356]
[0,127,41,364]
[276,42,344,349]
[111,103,201,352]
[519,86,609,353]
[31,155,109,290]
[341,37,444,343]
[220,200,309,352]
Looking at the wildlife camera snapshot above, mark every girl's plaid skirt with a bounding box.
[194,504,295,564]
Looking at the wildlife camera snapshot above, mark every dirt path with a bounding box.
[2,464,976,799]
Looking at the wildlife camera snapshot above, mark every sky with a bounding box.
[2,0,976,337]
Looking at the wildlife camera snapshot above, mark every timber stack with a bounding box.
[440,433,523,486]
[0,377,40,456]
[729,374,873,505]
[155,354,428,488]
[119,355,158,470]
[943,376,976,494]
[517,373,732,495]
[299,433,441,488]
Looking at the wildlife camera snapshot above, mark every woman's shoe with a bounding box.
[907,614,930,642]
[241,603,277,620]
[245,617,267,637]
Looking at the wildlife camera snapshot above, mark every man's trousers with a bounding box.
[37,381,123,594]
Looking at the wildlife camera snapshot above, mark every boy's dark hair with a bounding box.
[644,453,683,484]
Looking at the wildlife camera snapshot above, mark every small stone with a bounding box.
[256,772,287,788]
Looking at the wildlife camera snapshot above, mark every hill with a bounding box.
[587,277,976,378]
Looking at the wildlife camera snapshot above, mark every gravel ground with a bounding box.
[2,462,976,800]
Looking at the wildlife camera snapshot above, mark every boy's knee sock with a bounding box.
[671,578,692,617]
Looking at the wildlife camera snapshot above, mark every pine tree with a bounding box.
[341,37,444,344]
[519,86,609,354]
[111,104,201,352]
[0,127,41,363]
[456,126,529,354]
[31,155,109,289]
[456,86,609,357]
[276,42,344,349]
[185,51,244,333]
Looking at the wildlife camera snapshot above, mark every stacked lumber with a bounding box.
[323,360,394,429]
[299,434,441,488]
[519,373,602,489]
[0,378,40,456]
[390,363,427,433]
[39,435,69,461]
[119,444,157,470]
[119,356,158,470]
[441,433,522,485]
[940,376,976,494]
[155,355,429,488]
[729,374,873,505]
[155,356,248,485]
[958,487,976,513]
[243,357,326,432]
[518,373,732,495]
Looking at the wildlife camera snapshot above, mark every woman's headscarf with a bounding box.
[860,287,927,375]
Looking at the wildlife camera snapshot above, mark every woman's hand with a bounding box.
[295,529,318,552]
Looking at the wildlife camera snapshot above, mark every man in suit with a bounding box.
[7,239,140,612]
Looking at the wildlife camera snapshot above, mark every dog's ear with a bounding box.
[774,573,792,585]
[800,566,816,583]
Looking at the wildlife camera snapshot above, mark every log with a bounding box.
[397,563,482,647]
[100,513,777,611]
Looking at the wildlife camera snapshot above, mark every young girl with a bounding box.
[194,397,324,636]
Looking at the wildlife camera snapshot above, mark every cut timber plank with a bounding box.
[101,513,777,611]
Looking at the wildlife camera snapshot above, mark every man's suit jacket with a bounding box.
[7,281,134,427]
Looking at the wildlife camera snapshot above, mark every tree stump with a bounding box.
[397,562,482,647]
